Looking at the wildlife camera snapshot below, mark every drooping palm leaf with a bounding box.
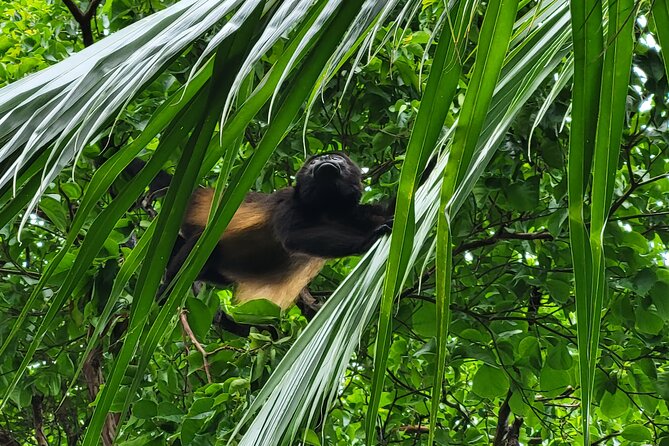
[366,1,477,442]
[81,7,269,441]
[582,0,636,442]
[567,0,603,441]
[0,0,251,224]
[430,0,519,444]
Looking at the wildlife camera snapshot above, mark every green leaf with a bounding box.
[228,299,281,325]
[303,429,322,446]
[505,176,540,211]
[60,182,82,200]
[657,372,669,400]
[599,390,629,419]
[635,308,664,335]
[621,424,652,442]
[39,195,68,232]
[472,365,509,399]
[518,337,542,371]
[539,366,570,396]
[546,343,573,370]
[633,268,657,296]
[546,278,572,304]
[186,297,214,340]
[650,281,669,318]
[132,399,158,419]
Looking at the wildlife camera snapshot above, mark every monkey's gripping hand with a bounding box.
[373,218,393,237]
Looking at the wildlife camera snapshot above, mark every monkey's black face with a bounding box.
[295,152,363,208]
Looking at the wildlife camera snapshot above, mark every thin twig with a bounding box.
[180,310,212,383]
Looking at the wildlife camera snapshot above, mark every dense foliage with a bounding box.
[0,0,668,445]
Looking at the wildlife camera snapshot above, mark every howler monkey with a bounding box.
[164,152,393,310]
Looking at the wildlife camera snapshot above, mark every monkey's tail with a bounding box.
[123,158,173,194]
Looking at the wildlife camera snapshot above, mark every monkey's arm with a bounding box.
[281,219,391,258]
[354,202,394,228]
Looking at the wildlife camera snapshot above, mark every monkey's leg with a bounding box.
[160,235,204,299]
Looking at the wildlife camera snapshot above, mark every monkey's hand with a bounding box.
[374,218,393,237]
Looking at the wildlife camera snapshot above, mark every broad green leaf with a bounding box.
[38,195,67,232]
[539,366,571,396]
[621,424,652,443]
[228,299,282,325]
[505,176,540,211]
[472,365,509,399]
[635,308,664,335]
[599,390,629,419]
[546,343,573,370]
[132,399,158,419]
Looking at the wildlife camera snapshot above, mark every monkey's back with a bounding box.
[182,188,325,308]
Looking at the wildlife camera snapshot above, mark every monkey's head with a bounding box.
[295,152,363,208]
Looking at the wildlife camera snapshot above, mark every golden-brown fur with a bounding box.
[180,188,324,309]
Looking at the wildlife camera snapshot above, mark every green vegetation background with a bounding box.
[0,0,668,445]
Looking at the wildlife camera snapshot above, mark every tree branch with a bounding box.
[82,347,118,446]
[609,172,669,217]
[31,395,48,446]
[454,230,554,255]
[61,0,103,46]
[180,310,213,383]
[493,390,523,446]
[61,0,84,22]
[591,431,622,445]
[610,210,669,221]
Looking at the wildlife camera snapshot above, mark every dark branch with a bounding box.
[454,230,554,255]
[591,431,622,445]
[493,390,523,446]
[61,0,85,21]
[493,390,513,446]
[61,0,103,46]
[609,173,669,216]
[31,395,48,446]
[610,210,669,221]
